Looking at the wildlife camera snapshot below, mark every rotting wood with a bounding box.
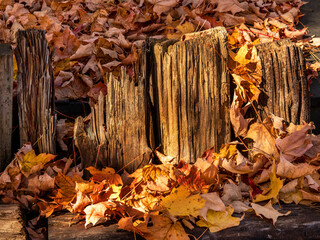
[74,67,152,172]
[0,204,27,240]
[151,27,230,163]
[0,44,13,171]
[48,204,320,240]
[15,29,56,154]
[256,39,310,124]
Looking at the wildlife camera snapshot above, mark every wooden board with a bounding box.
[48,204,320,240]
[0,204,27,240]
[74,67,152,172]
[0,44,13,171]
[152,27,230,163]
[15,29,56,154]
[256,39,310,124]
[48,212,140,240]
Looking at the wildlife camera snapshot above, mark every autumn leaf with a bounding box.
[196,206,241,233]
[199,192,225,220]
[84,202,110,227]
[251,201,291,225]
[17,150,55,177]
[161,185,205,217]
[254,159,283,202]
[147,0,179,16]
[143,215,189,240]
[87,166,122,185]
[53,172,84,205]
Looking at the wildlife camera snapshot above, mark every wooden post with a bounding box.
[74,67,152,172]
[0,44,13,171]
[151,27,230,163]
[0,204,27,239]
[15,30,56,154]
[256,39,310,123]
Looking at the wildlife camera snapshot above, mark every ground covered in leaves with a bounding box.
[1,0,320,239]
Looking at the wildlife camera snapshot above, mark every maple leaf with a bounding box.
[254,159,283,202]
[16,149,55,177]
[53,172,84,205]
[87,166,122,185]
[276,122,314,162]
[246,120,279,159]
[147,0,179,16]
[143,215,189,240]
[196,206,241,233]
[160,185,205,217]
[251,201,291,225]
[276,158,320,179]
[199,192,225,220]
[84,202,110,227]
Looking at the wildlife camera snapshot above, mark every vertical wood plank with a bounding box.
[256,39,310,123]
[152,27,230,163]
[0,44,13,171]
[15,30,56,154]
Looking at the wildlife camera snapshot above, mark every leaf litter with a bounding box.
[1,0,320,239]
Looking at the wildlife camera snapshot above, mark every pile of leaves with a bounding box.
[0,0,317,102]
[1,0,320,239]
[0,113,320,239]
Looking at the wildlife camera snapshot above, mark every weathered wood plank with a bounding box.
[0,204,27,240]
[15,29,56,154]
[48,204,320,240]
[256,39,310,124]
[0,44,13,171]
[48,212,140,240]
[74,67,152,172]
[152,27,230,163]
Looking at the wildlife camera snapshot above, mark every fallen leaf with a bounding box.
[251,200,290,225]
[196,206,241,233]
[161,185,205,217]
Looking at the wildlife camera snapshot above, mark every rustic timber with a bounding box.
[15,29,56,154]
[0,44,13,171]
[152,27,230,163]
[48,213,140,240]
[0,204,27,240]
[48,204,320,240]
[74,67,152,172]
[256,39,310,124]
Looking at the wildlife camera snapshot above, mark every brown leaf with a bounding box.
[251,200,290,225]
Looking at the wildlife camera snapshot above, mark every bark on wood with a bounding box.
[48,204,320,240]
[0,204,27,240]
[151,27,230,163]
[0,44,13,171]
[256,39,310,124]
[74,67,152,172]
[15,30,56,154]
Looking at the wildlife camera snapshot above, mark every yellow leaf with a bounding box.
[144,215,189,240]
[254,159,283,202]
[196,206,241,233]
[17,150,55,177]
[161,185,205,217]
[176,21,195,34]
[234,43,250,65]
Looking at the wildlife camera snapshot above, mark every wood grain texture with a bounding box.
[152,27,230,163]
[48,204,320,240]
[0,44,13,171]
[74,67,152,172]
[0,204,27,240]
[256,39,310,124]
[48,213,140,240]
[15,30,56,154]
